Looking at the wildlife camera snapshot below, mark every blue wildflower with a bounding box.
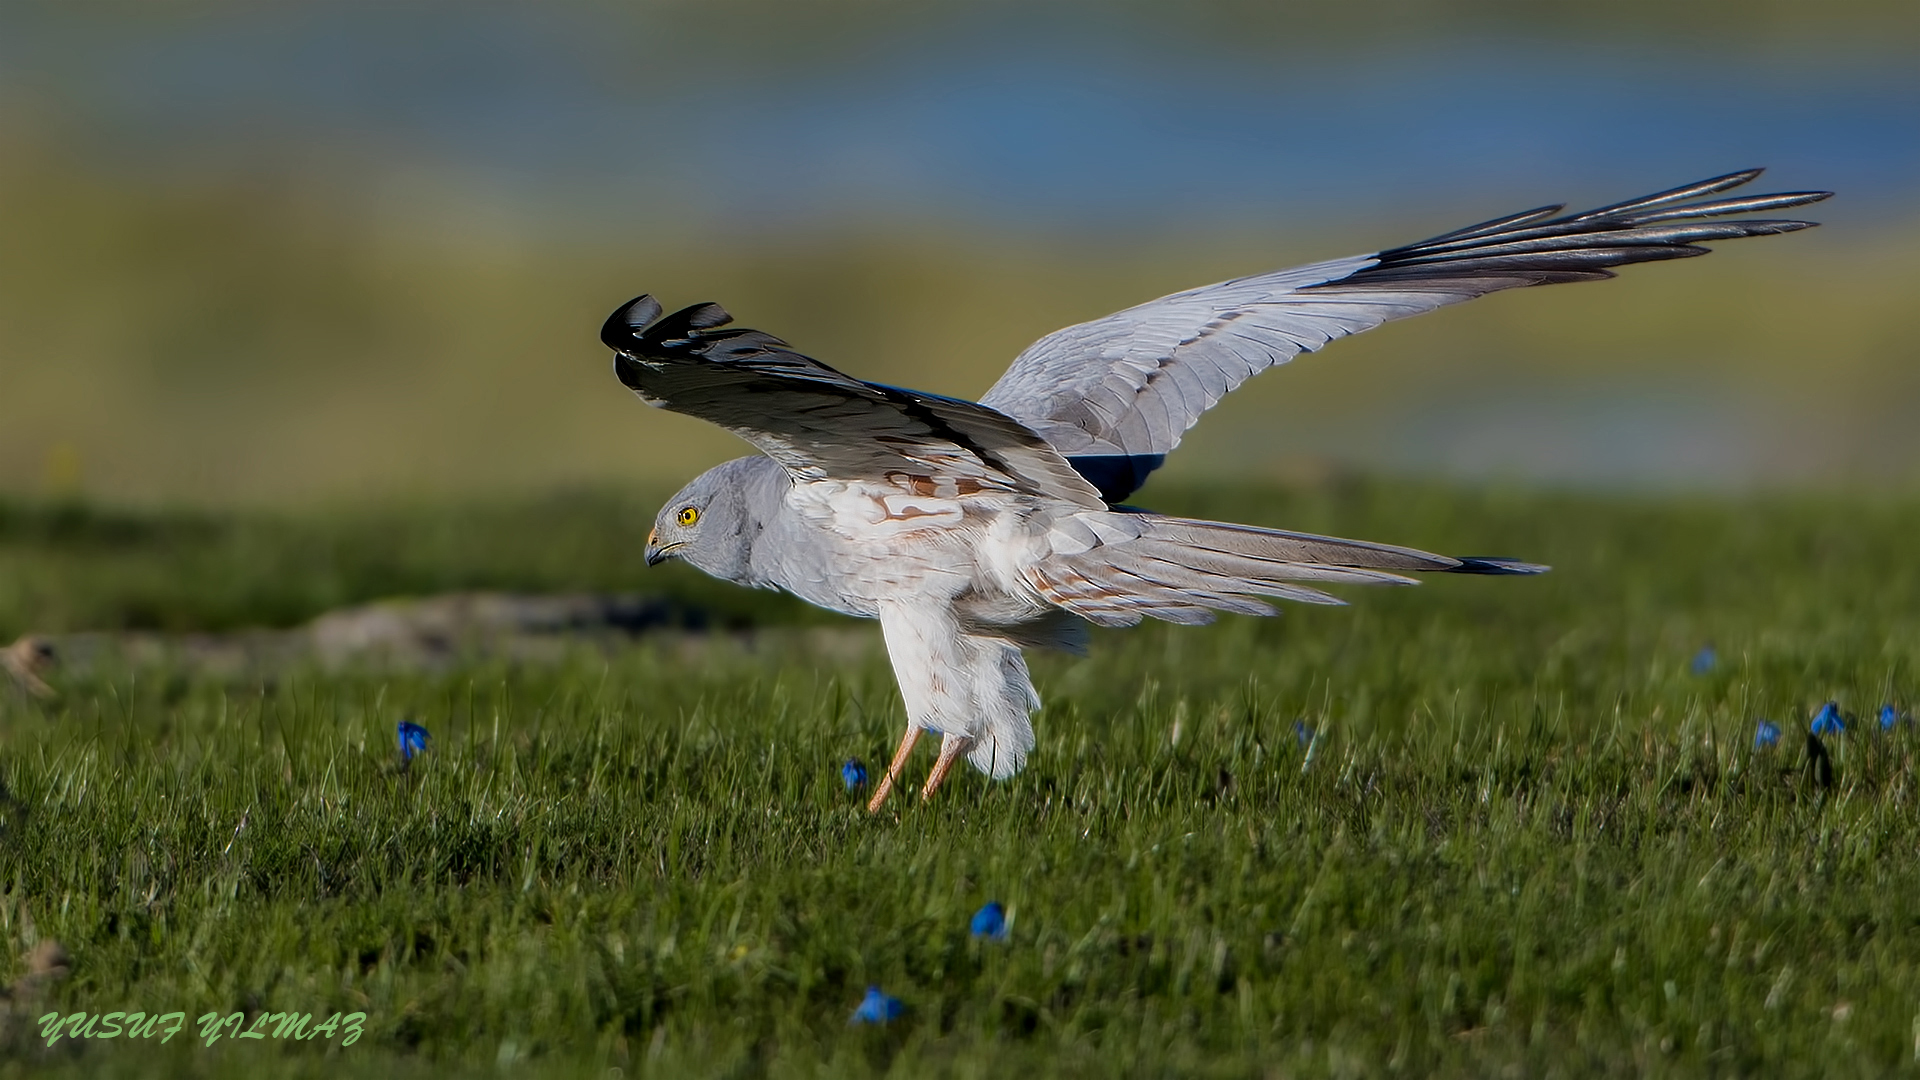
[850,986,904,1025]
[1292,720,1315,748]
[1810,702,1845,736]
[397,721,430,762]
[1753,720,1780,750]
[970,901,1008,942]
[1881,704,1901,731]
[841,758,868,791]
[1690,646,1717,675]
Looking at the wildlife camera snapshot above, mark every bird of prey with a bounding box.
[603,170,1827,812]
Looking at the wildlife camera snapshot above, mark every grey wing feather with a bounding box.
[603,296,1104,508]
[980,169,1830,502]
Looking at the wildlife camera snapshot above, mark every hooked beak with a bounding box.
[644,528,681,567]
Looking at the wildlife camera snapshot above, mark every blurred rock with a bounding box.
[23,593,698,679]
[20,940,70,989]
[1,637,56,699]
[306,592,681,666]
[0,937,70,1053]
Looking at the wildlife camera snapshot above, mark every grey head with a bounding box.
[645,455,789,585]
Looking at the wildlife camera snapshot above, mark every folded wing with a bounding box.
[979,170,1830,503]
[604,296,1104,509]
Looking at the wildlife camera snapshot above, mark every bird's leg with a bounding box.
[866,723,923,813]
[921,733,975,803]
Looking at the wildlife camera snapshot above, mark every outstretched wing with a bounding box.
[604,296,1104,509]
[980,170,1831,502]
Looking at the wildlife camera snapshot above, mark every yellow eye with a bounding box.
[676,506,699,527]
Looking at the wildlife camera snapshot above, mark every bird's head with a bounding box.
[646,457,785,584]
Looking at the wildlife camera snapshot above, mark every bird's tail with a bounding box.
[1025,512,1544,627]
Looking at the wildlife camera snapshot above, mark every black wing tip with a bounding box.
[601,295,735,354]
[601,294,659,351]
[1355,169,1831,287]
[1656,168,1830,207]
[1445,557,1550,576]
[1569,167,1835,226]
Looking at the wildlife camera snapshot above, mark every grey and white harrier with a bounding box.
[602,170,1827,812]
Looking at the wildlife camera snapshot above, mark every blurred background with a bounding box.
[1,0,1916,507]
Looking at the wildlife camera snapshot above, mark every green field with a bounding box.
[1,479,1918,1077]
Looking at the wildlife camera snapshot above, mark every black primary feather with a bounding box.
[1340,169,1830,289]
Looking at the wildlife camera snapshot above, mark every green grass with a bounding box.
[1,480,1918,1077]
